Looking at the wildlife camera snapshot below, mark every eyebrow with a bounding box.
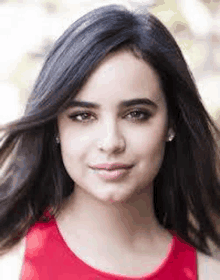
[66,98,158,109]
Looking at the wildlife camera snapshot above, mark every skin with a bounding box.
[56,50,175,275]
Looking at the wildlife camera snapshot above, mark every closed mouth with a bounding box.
[90,163,133,171]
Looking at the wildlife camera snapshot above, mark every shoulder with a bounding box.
[0,237,26,280]
[197,250,220,280]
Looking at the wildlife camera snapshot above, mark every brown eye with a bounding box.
[68,112,96,122]
[126,110,152,121]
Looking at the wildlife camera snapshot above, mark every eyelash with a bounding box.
[68,109,152,123]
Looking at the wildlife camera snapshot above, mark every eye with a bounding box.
[125,109,152,121]
[68,112,96,122]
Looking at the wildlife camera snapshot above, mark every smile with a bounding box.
[90,167,132,181]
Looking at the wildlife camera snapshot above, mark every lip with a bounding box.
[89,163,133,181]
[90,163,133,171]
[91,168,132,181]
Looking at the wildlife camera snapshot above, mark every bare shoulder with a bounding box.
[0,237,26,280]
[197,250,220,280]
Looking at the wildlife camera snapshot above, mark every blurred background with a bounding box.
[0,0,219,129]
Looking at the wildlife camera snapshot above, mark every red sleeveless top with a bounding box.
[21,216,197,280]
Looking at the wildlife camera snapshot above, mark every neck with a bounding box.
[57,184,171,254]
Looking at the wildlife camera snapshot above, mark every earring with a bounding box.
[168,133,175,142]
[55,136,60,144]
[167,128,175,142]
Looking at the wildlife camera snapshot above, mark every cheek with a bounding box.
[60,124,90,153]
[59,128,91,175]
[132,123,167,151]
[137,135,166,165]
[131,121,168,169]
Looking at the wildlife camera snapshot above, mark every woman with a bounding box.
[0,4,220,279]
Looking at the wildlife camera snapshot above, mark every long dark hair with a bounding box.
[0,4,220,256]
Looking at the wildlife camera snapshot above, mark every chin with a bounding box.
[91,188,131,204]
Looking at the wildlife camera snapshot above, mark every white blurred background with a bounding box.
[0,0,219,128]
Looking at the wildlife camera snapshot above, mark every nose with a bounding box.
[97,119,126,154]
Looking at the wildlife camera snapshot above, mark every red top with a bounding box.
[21,216,197,280]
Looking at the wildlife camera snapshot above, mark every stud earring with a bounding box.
[168,134,175,142]
[167,128,175,142]
[55,136,60,144]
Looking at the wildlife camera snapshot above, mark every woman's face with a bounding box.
[57,50,170,203]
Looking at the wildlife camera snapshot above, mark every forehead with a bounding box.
[74,50,165,106]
